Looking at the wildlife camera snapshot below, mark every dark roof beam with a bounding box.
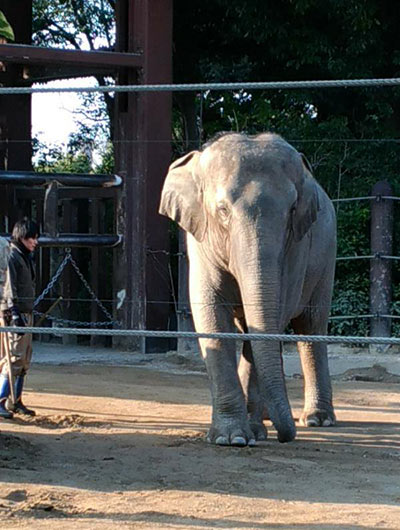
[0,43,143,69]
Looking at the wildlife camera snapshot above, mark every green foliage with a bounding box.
[172,1,400,338]
[33,140,91,173]
[94,142,114,174]
[33,0,400,337]
[330,277,370,336]
[33,0,115,49]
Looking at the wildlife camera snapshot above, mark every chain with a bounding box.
[34,248,120,327]
[33,251,71,307]
[32,310,116,328]
[67,251,115,323]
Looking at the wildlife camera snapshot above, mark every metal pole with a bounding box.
[370,181,394,347]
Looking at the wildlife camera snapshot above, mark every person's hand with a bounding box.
[10,306,26,334]
[1,309,10,321]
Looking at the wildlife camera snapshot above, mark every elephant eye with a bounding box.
[217,204,230,218]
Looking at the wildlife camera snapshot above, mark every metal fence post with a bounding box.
[370,181,394,348]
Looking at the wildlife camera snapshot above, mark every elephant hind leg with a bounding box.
[296,340,336,427]
[291,311,336,428]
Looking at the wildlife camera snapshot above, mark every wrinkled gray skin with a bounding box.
[159,132,336,446]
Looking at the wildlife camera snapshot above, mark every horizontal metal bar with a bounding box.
[330,314,400,321]
[333,195,400,203]
[39,234,122,247]
[332,196,376,203]
[0,234,122,248]
[0,170,122,188]
[0,43,143,69]
[1,77,400,95]
[39,235,122,247]
[329,315,374,320]
[336,254,400,261]
[0,326,399,346]
[15,187,116,200]
[336,255,374,261]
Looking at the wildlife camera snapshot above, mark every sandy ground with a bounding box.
[0,343,400,529]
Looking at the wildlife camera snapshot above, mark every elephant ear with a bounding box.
[159,151,206,241]
[292,154,320,242]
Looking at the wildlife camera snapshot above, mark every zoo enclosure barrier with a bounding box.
[1,325,400,348]
[0,169,122,346]
[2,78,400,350]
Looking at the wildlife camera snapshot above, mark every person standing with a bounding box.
[0,218,39,419]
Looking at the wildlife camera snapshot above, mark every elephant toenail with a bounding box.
[231,436,247,446]
[215,436,230,445]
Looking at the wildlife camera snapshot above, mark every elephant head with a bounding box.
[159,132,322,443]
[160,133,319,258]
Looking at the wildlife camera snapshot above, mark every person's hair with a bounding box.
[12,217,40,241]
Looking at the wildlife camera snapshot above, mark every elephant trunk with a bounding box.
[236,251,296,442]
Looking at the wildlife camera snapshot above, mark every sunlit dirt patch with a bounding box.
[26,414,106,429]
[336,364,400,383]
[0,490,86,520]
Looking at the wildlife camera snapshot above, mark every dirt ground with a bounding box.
[0,345,400,530]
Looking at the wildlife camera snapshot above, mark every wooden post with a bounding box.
[369,181,394,347]
[113,0,172,352]
[62,200,78,345]
[90,199,108,346]
[0,1,32,229]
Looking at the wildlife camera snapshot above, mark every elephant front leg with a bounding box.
[238,341,268,441]
[189,243,254,446]
[201,337,256,446]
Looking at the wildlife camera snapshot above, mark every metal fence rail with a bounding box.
[2,77,400,95]
[3,325,400,346]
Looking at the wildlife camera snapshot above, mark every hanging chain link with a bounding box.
[33,252,71,307]
[33,248,120,327]
[67,250,115,323]
[32,312,118,328]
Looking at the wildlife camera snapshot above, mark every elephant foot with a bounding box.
[206,422,256,447]
[300,408,336,427]
[249,420,268,442]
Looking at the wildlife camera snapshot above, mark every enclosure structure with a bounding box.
[0,0,173,351]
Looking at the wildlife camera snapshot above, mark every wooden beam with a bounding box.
[0,43,143,69]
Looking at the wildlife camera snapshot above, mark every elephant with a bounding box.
[159,132,336,446]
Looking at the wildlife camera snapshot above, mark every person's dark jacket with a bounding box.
[1,241,35,313]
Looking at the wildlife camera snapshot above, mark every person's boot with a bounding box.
[0,374,13,419]
[12,374,35,416]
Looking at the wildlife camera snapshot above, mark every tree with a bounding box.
[32,0,115,162]
[172,0,400,336]
[32,0,400,336]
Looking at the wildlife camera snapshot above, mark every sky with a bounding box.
[31,78,97,148]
